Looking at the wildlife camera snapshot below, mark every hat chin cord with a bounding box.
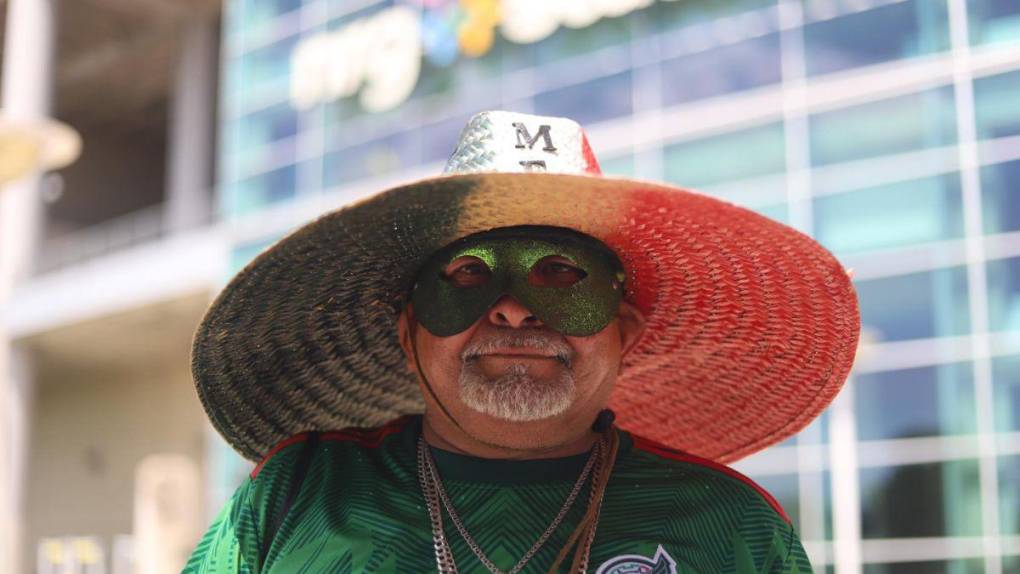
[408,318,469,436]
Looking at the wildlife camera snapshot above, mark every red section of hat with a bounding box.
[599,184,858,462]
[600,186,668,318]
[580,134,601,175]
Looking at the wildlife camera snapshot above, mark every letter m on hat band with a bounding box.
[444,111,601,176]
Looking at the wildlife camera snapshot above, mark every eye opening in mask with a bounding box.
[442,256,492,288]
[528,255,588,288]
[407,226,628,337]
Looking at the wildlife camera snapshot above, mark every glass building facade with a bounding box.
[215,0,1020,571]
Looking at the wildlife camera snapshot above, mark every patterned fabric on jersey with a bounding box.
[184,416,811,573]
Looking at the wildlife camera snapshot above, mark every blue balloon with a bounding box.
[421,11,459,67]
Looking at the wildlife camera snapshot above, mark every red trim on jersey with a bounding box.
[630,433,792,524]
[251,433,311,479]
[319,415,411,448]
[250,416,413,479]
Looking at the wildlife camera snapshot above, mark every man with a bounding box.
[186,111,859,573]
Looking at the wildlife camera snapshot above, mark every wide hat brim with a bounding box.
[192,172,860,462]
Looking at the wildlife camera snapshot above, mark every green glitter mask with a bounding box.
[411,227,626,337]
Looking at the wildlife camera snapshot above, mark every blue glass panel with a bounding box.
[236,36,300,109]
[747,473,801,528]
[233,103,299,154]
[660,33,781,107]
[650,0,777,32]
[813,174,964,255]
[275,0,301,15]
[209,434,251,508]
[599,154,635,177]
[809,87,957,167]
[410,61,458,101]
[863,559,984,574]
[982,159,1020,234]
[533,72,632,126]
[804,0,950,77]
[326,0,394,29]
[239,36,298,86]
[324,108,416,152]
[323,129,422,187]
[854,266,970,342]
[992,355,1020,432]
[224,56,246,100]
[498,34,539,74]
[748,469,831,539]
[1002,455,1020,535]
[423,56,503,107]
[969,0,1020,46]
[753,204,788,224]
[232,164,297,215]
[224,0,245,36]
[974,70,1020,141]
[231,140,297,186]
[322,93,362,127]
[238,0,303,35]
[776,433,797,448]
[533,14,631,63]
[860,459,983,538]
[987,255,1020,332]
[325,108,401,151]
[663,123,785,188]
[422,113,475,164]
[855,363,976,441]
[815,469,835,540]
[221,182,241,216]
[798,409,830,445]
[230,237,278,273]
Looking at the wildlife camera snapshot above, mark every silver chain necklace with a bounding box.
[417,436,603,574]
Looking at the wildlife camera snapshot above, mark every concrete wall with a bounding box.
[24,358,207,570]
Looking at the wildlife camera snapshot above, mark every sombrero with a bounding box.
[192,111,860,463]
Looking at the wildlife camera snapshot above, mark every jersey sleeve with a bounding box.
[182,479,263,574]
[184,435,315,573]
[731,493,812,574]
[777,530,812,574]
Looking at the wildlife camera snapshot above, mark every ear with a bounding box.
[617,300,647,358]
[397,305,417,373]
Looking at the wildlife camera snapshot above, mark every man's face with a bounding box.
[397,230,645,448]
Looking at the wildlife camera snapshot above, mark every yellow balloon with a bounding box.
[458,22,494,58]
[460,0,500,25]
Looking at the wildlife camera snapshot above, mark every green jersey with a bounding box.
[185,416,810,573]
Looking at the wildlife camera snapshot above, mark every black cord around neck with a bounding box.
[409,319,467,434]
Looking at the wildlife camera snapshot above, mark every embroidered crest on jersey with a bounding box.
[595,544,678,574]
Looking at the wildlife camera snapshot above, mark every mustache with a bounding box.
[460,331,575,367]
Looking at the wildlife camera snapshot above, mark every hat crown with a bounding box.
[444,111,602,176]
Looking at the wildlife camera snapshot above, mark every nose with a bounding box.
[487,295,543,329]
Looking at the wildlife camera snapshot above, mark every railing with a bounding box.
[34,202,216,275]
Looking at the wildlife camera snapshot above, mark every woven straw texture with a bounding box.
[192,171,859,463]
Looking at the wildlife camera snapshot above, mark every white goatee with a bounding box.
[458,332,576,422]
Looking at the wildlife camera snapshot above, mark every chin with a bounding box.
[459,385,576,424]
[458,363,577,423]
